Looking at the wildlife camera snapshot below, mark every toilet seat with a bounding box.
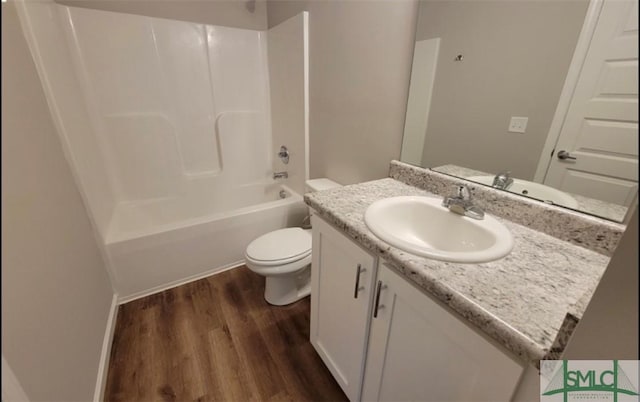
[245,227,311,266]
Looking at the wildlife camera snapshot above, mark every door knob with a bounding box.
[557,150,577,161]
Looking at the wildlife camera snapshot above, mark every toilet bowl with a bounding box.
[244,178,341,305]
[245,227,312,305]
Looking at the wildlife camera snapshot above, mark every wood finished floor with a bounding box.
[104,266,348,402]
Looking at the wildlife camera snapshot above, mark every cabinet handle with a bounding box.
[373,280,384,318]
[353,264,365,299]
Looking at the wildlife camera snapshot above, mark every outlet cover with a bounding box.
[508,117,528,133]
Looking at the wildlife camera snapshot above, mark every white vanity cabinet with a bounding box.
[310,214,525,402]
[361,262,525,402]
[310,215,378,401]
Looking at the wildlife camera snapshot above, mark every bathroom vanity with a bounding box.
[305,161,622,402]
[310,215,523,401]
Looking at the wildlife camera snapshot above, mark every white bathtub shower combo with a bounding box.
[17,2,310,300]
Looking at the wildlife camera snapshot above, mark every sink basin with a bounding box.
[364,196,514,263]
[467,176,579,209]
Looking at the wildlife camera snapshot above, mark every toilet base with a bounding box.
[264,267,311,306]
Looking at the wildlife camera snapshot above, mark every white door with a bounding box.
[544,0,638,207]
[310,215,377,402]
[361,263,524,402]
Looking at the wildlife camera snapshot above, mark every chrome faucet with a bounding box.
[492,170,514,190]
[273,171,288,179]
[441,185,485,220]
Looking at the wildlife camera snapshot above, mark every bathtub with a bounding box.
[106,184,308,301]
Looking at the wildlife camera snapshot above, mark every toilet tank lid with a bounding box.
[305,178,342,192]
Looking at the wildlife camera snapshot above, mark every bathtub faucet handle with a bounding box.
[278,146,289,164]
[273,171,288,180]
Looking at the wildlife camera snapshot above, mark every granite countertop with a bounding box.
[433,164,628,223]
[304,178,611,367]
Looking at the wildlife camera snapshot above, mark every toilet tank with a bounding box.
[303,179,341,228]
[305,178,342,193]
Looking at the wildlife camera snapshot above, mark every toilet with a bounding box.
[244,178,342,305]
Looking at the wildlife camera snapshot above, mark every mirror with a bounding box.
[400,0,638,223]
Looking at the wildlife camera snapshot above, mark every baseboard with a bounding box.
[117,261,245,305]
[93,293,119,402]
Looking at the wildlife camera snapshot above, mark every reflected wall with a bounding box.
[407,0,588,180]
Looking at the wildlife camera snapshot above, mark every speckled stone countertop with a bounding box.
[433,164,628,223]
[304,178,611,368]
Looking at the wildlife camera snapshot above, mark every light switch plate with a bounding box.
[508,117,528,133]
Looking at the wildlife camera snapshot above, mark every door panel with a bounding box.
[310,215,376,401]
[362,264,524,402]
[544,0,638,207]
[599,60,637,95]
[578,119,637,155]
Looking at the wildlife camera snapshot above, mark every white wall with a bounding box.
[267,1,419,185]
[23,3,274,240]
[58,0,418,187]
[16,0,118,237]
[55,0,268,30]
[563,209,639,359]
[268,12,309,194]
[2,2,115,400]
[61,6,272,205]
[512,208,639,401]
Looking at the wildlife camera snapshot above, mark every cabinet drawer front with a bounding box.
[363,263,524,402]
[310,215,377,401]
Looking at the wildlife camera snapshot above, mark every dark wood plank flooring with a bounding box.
[104,266,348,402]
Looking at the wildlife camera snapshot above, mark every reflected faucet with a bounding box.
[492,171,514,190]
[273,171,288,180]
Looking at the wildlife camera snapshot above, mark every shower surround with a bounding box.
[17,2,309,300]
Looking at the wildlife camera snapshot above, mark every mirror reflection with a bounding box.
[400,0,638,223]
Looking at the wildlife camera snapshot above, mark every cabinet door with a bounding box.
[310,215,377,402]
[362,263,525,402]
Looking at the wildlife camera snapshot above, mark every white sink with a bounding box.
[467,176,579,208]
[364,196,514,263]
